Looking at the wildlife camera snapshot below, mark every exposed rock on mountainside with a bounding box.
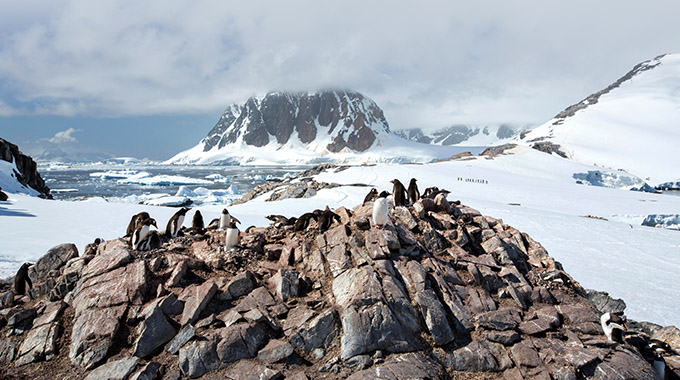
[396,125,521,146]
[1,192,676,379]
[0,137,51,198]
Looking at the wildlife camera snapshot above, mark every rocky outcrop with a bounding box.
[1,194,676,379]
[395,124,521,146]
[0,137,51,198]
[198,90,390,154]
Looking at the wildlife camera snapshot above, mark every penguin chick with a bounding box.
[372,191,390,229]
[390,179,407,207]
[126,211,150,237]
[225,221,240,249]
[363,188,378,205]
[165,207,190,238]
[319,206,342,233]
[407,178,420,204]
[601,312,627,343]
[192,210,204,230]
[14,263,33,296]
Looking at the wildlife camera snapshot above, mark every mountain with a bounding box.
[167,90,468,165]
[518,53,680,185]
[395,124,523,146]
[0,137,51,198]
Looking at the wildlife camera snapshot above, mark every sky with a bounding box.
[1,0,680,160]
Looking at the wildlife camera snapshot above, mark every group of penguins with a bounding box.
[124,207,242,251]
[601,312,676,379]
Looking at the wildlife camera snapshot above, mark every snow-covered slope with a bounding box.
[167,90,472,165]
[519,54,680,185]
[0,159,40,196]
[396,124,522,146]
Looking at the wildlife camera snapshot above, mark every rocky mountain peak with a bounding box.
[200,90,390,154]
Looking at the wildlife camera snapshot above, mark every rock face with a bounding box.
[0,137,51,198]
[169,90,391,164]
[1,193,674,379]
[396,124,520,146]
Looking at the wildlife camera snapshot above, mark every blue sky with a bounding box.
[2,0,680,160]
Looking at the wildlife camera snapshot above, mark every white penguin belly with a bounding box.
[219,214,230,230]
[373,198,388,226]
[226,228,239,248]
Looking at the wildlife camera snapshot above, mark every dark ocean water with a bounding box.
[40,163,310,203]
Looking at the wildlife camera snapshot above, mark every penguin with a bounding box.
[434,189,451,211]
[648,340,671,380]
[390,179,407,207]
[14,263,33,296]
[83,238,102,256]
[407,178,420,204]
[126,211,150,237]
[294,211,320,232]
[372,191,390,229]
[362,188,378,205]
[266,214,291,226]
[318,206,342,233]
[0,186,8,202]
[225,221,240,250]
[192,210,204,230]
[219,208,241,231]
[140,230,162,251]
[132,218,157,250]
[165,207,190,238]
[423,186,439,199]
[600,312,627,343]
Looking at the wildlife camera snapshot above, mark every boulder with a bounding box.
[652,325,680,353]
[415,289,455,346]
[290,309,338,352]
[270,269,299,301]
[28,243,78,284]
[133,307,177,358]
[15,301,66,366]
[166,324,196,355]
[179,280,217,326]
[84,356,140,380]
[129,361,164,380]
[257,339,295,363]
[215,322,271,364]
[221,271,256,301]
[179,337,220,378]
[475,308,522,331]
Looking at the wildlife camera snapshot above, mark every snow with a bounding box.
[1,146,679,328]
[642,214,680,230]
[0,159,40,196]
[116,172,212,186]
[520,54,680,185]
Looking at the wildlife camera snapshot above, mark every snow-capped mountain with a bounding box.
[167,90,469,165]
[395,124,523,146]
[519,54,680,185]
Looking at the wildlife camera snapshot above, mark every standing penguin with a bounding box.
[14,263,33,296]
[132,218,157,250]
[372,191,390,229]
[225,221,240,250]
[390,179,407,207]
[192,210,204,230]
[648,340,670,380]
[166,207,190,238]
[126,211,150,237]
[318,206,342,233]
[407,178,420,204]
[362,188,378,205]
[219,208,241,231]
[600,312,627,343]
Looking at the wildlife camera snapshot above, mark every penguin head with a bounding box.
[194,210,202,217]
[179,207,191,215]
[222,208,229,215]
[146,218,158,228]
[378,191,390,198]
[228,221,238,229]
[409,178,417,184]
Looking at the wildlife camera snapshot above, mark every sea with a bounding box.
[40,162,311,205]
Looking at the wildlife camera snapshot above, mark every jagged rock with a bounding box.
[142,293,183,318]
[0,290,13,307]
[217,309,244,328]
[84,356,140,380]
[129,361,164,380]
[70,260,147,369]
[15,301,66,366]
[221,271,256,301]
[475,308,522,331]
[282,306,315,334]
[5,307,36,326]
[436,341,509,372]
[484,330,520,345]
[347,353,446,380]
[28,243,78,285]
[270,269,298,301]
[215,322,271,364]
[179,336,220,378]
[519,306,561,335]
[179,280,217,326]
[225,361,282,380]
[166,260,188,288]
[235,287,276,312]
[415,289,455,346]
[582,348,659,379]
[585,289,626,314]
[511,340,541,368]
[166,324,196,355]
[133,307,177,359]
[563,347,599,369]
[557,304,601,326]
[290,309,338,352]
[393,206,418,230]
[258,339,294,363]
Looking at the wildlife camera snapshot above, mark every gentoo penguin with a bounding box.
[422,186,439,199]
[225,221,240,250]
[434,189,451,211]
[294,211,321,232]
[600,312,627,343]
[648,340,671,380]
[390,179,407,207]
[140,230,162,251]
[14,263,33,296]
[192,210,204,230]
[407,178,420,204]
[132,218,157,250]
[362,188,378,205]
[266,214,290,225]
[165,207,190,238]
[372,191,390,229]
[318,206,342,233]
[126,211,150,237]
[219,208,241,231]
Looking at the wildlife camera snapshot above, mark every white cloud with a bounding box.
[1,0,680,129]
[48,127,81,144]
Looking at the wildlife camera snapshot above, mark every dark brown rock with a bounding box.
[179,280,217,326]
[257,339,294,364]
[475,308,522,331]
